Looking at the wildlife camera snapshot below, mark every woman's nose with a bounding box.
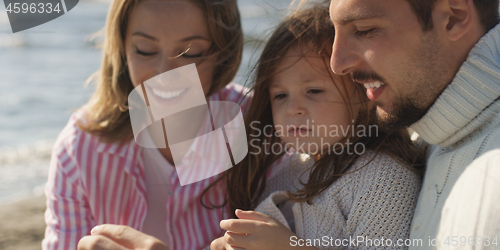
[157,55,178,75]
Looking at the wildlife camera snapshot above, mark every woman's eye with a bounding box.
[171,43,205,59]
[308,89,323,94]
[273,93,287,100]
[182,53,203,58]
[355,28,377,37]
[136,49,157,56]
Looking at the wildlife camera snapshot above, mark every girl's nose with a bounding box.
[285,95,306,116]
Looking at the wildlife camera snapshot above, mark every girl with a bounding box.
[211,5,424,250]
[43,0,249,249]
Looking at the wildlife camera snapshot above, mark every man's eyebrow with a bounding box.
[337,13,384,26]
[132,32,157,41]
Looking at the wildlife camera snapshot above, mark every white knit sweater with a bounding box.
[255,151,422,249]
[408,23,500,249]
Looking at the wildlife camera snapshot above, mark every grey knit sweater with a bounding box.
[256,151,422,249]
[408,24,500,249]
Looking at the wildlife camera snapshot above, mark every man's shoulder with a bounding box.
[469,148,500,174]
[437,148,500,244]
[478,120,500,154]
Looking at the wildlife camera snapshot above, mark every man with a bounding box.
[329,0,500,249]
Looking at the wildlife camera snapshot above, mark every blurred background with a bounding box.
[0,0,295,248]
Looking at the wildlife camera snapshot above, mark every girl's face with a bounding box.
[124,0,215,96]
[269,46,360,154]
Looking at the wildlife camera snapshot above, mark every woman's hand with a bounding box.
[77,224,168,250]
[218,209,316,250]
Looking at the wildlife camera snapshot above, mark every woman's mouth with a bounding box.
[151,87,188,100]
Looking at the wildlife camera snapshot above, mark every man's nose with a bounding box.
[330,33,360,75]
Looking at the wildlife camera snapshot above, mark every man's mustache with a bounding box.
[351,71,385,83]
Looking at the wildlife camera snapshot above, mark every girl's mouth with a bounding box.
[288,128,311,136]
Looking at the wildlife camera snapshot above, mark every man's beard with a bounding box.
[375,95,429,133]
[350,67,431,132]
[366,31,446,133]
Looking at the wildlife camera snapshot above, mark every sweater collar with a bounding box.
[410,23,500,148]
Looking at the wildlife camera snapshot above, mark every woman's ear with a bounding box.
[435,0,476,42]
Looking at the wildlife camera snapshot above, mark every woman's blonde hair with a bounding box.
[79,0,243,142]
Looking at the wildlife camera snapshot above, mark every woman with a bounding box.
[43,0,248,249]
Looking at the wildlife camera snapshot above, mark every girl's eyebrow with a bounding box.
[269,81,282,89]
[132,31,157,41]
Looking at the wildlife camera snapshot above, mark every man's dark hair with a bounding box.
[406,0,499,32]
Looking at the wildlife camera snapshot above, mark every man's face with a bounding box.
[329,0,452,131]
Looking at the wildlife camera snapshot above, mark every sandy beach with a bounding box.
[0,195,46,250]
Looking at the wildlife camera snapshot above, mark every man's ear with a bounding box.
[439,0,476,41]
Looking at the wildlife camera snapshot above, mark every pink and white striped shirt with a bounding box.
[43,83,251,250]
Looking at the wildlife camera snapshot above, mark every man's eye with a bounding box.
[136,49,157,56]
[355,28,377,37]
[308,89,323,94]
[273,93,287,100]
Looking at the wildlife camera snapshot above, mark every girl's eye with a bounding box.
[273,93,287,100]
[355,28,377,37]
[136,49,157,56]
[308,89,323,94]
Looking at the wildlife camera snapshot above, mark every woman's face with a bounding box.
[269,46,360,155]
[124,0,215,96]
